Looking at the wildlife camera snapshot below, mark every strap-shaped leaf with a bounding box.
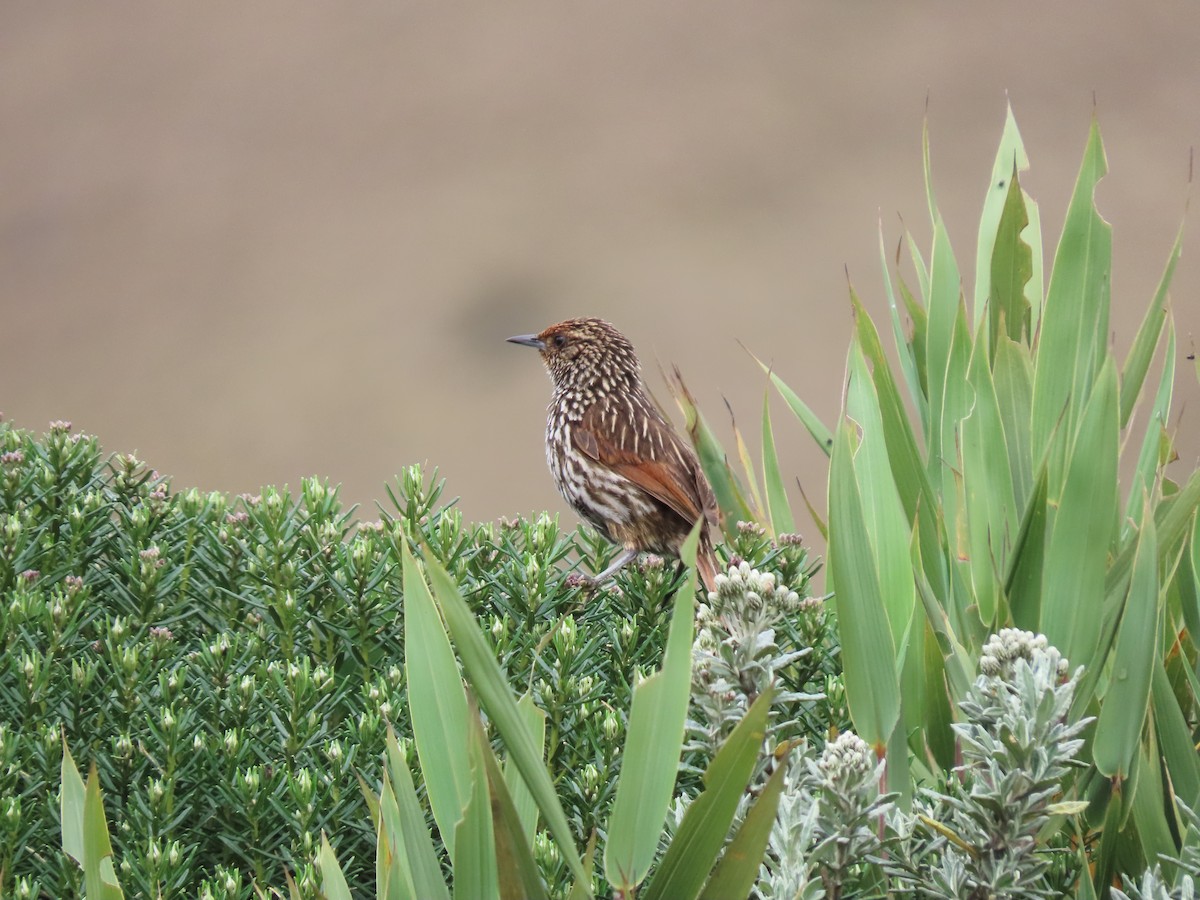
[604,525,699,891]
[1094,502,1159,778]
[828,421,901,751]
[421,549,589,887]
[643,689,773,900]
[698,752,788,900]
[403,542,471,859]
[385,728,451,900]
[1031,117,1112,460]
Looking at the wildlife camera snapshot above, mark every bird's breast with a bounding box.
[544,403,653,528]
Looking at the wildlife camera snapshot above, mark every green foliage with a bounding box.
[17,103,1200,898]
[691,105,1200,893]
[1,417,825,897]
[742,627,1090,899]
[1112,800,1200,899]
[60,613,1099,899]
[891,631,1090,898]
[314,527,827,899]
[60,740,124,900]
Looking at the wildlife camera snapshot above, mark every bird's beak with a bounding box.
[507,334,545,350]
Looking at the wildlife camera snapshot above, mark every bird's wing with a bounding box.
[575,393,716,529]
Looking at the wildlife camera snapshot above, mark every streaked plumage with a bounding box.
[508,317,720,591]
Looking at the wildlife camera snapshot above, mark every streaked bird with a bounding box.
[507,317,720,591]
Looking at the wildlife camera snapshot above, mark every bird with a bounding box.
[507,317,720,593]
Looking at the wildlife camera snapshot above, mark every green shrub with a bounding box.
[0,418,827,897]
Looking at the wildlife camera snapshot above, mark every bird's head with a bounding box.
[507,317,640,391]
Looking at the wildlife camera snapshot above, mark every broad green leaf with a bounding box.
[62,744,124,900]
[454,710,499,900]
[1166,620,1200,706]
[479,713,548,900]
[846,343,917,653]
[936,305,975,628]
[1074,833,1100,900]
[1024,194,1046,335]
[886,690,914,808]
[761,392,796,536]
[879,222,926,429]
[643,689,773,900]
[377,777,417,900]
[924,214,965,491]
[83,763,124,900]
[566,833,598,900]
[993,337,1035,512]
[61,739,86,866]
[318,835,353,900]
[504,695,546,847]
[961,326,1018,626]
[898,274,930,425]
[976,103,1032,331]
[1185,520,1200,650]
[1073,868,1100,900]
[1152,662,1200,810]
[899,562,928,771]
[798,480,829,543]
[987,166,1033,355]
[728,400,766,521]
[921,617,956,771]
[1130,733,1177,879]
[922,227,973,614]
[1105,471,1200,617]
[1031,117,1112,460]
[698,753,787,900]
[1091,780,1124,893]
[1005,463,1049,631]
[922,115,938,229]
[1041,359,1118,669]
[1124,322,1175,536]
[403,542,471,859]
[1094,504,1159,778]
[357,771,381,837]
[604,526,699,890]
[912,533,976,703]
[1120,218,1184,428]
[667,367,756,534]
[849,285,947,602]
[828,421,901,750]
[386,728,452,900]
[907,231,931,307]
[1086,506,1191,724]
[750,352,834,455]
[422,553,587,885]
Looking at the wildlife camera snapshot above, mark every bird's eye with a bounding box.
[553,334,568,349]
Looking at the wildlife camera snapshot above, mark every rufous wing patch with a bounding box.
[575,401,706,526]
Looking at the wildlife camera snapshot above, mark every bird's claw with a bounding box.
[565,571,600,592]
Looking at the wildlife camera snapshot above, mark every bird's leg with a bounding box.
[584,547,640,588]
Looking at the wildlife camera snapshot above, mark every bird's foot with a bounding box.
[566,571,603,594]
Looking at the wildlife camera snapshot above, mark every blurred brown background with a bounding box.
[3,3,1198,542]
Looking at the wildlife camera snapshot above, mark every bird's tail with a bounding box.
[696,544,720,595]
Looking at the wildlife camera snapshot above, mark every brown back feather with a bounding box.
[574,393,718,532]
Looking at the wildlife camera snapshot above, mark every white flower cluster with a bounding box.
[979,628,1069,681]
[704,561,802,624]
[818,730,876,790]
[688,562,817,751]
